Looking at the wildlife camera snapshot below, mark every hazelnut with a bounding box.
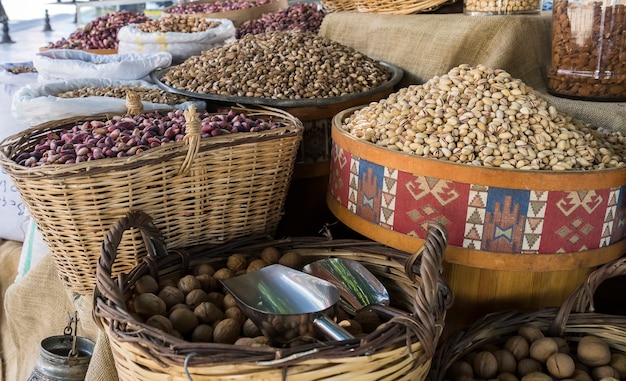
[592,365,619,380]
[610,353,626,378]
[207,292,225,310]
[518,358,543,377]
[135,275,159,294]
[133,293,166,319]
[260,247,281,264]
[213,318,241,344]
[446,360,474,380]
[493,348,517,374]
[227,253,248,272]
[169,307,198,335]
[177,274,201,295]
[278,251,303,269]
[520,371,552,380]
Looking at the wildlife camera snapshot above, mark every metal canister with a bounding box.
[27,335,95,381]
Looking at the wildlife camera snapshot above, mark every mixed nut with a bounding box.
[161,31,392,100]
[341,64,626,171]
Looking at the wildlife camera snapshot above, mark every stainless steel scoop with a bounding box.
[220,264,353,345]
[303,258,408,317]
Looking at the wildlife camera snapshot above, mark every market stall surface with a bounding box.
[1,0,78,64]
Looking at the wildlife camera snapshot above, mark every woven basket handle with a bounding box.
[179,104,201,176]
[549,256,626,337]
[403,222,452,360]
[95,210,167,310]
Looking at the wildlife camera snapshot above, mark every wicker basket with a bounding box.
[319,0,359,12]
[429,256,626,381]
[94,210,453,380]
[0,105,303,295]
[353,0,456,14]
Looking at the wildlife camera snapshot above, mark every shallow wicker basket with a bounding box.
[353,0,456,13]
[429,256,626,381]
[94,210,453,380]
[0,105,303,295]
[319,0,359,12]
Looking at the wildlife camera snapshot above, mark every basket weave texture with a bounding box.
[94,211,453,380]
[0,105,303,295]
[319,0,359,12]
[321,0,455,13]
[429,256,626,381]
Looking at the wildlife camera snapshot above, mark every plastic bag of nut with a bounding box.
[118,17,236,63]
[11,78,205,126]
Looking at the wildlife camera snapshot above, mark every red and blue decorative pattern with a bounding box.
[329,143,626,254]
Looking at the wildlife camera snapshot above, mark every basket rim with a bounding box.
[0,105,304,178]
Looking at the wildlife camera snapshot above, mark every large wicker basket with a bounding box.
[356,0,455,13]
[94,210,453,380]
[0,105,303,295]
[319,0,359,12]
[429,256,626,381]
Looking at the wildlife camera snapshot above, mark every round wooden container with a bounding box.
[327,106,626,334]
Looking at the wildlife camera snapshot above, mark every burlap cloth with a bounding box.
[1,10,623,381]
[320,12,625,133]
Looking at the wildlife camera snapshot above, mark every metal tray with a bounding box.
[150,61,403,108]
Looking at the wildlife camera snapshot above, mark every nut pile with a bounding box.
[236,3,325,38]
[135,15,222,33]
[46,11,149,50]
[342,64,626,171]
[55,85,190,105]
[165,0,276,14]
[547,1,625,100]
[127,249,382,345]
[445,324,626,381]
[13,109,286,166]
[3,65,37,74]
[162,31,392,100]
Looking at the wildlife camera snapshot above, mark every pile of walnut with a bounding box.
[445,324,626,381]
[127,247,383,346]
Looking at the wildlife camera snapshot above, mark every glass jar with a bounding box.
[547,0,625,101]
[463,0,542,15]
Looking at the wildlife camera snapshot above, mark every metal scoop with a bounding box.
[220,264,353,345]
[303,258,408,318]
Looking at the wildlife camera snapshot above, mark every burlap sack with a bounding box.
[319,12,625,133]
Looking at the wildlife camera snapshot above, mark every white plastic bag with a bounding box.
[33,50,172,81]
[0,62,38,242]
[117,18,236,62]
[11,77,205,126]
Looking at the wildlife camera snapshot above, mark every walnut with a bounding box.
[185,289,210,309]
[227,253,248,272]
[158,285,185,310]
[196,273,218,292]
[194,301,224,325]
[247,258,268,273]
[169,307,198,335]
[213,318,241,344]
[191,324,214,342]
[194,263,216,276]
[222,293,239,310]
[177,274,201,295]
[135,274,159,294]
[242,318,261,337]
[278,251,303,269]
[145,314,173,334]
[260,247,281,264]
[224,306,246,326]
[213,268,235,282]
[133,293,166,319]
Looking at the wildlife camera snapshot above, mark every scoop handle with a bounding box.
[313,315,354,341]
